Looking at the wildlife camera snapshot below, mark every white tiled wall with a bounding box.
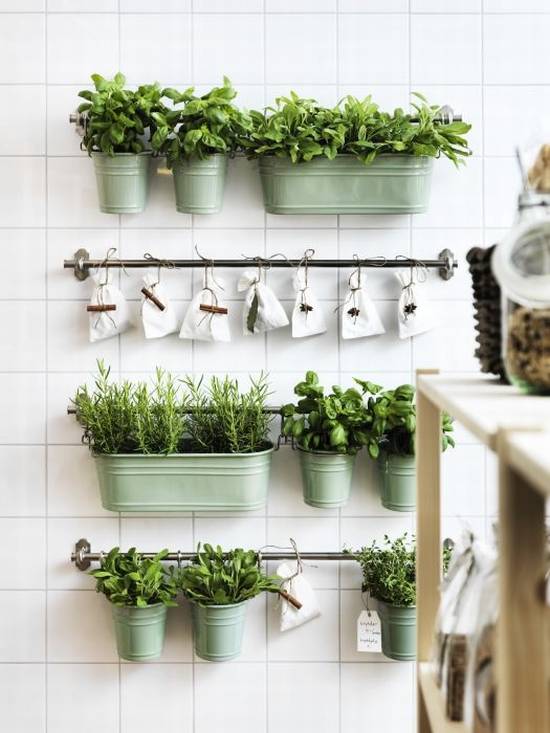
[0,1,533,731]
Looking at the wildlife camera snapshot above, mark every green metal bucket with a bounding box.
[92,152,151,214]
[191,601,247,662]
[258,154,433,214]
[94,446,273,512]
[376,452,416,512]
[298,448,355,508]
[172,154,227,213]
[378,602,416,661]
[111,603,167,661]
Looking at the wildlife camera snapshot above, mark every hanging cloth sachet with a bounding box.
[88,249,132,343]
[291,251,327,338]
[395,263,436,339]
[341,263,385,340]
[276,561,321,632]
[180,263,230,342]
[238,265,289,336]
[140,272,178,339]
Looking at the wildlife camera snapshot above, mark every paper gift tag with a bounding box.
[357,609,382,653]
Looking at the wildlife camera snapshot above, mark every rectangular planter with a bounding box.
[258,154,433,215]
[94,447,273,512]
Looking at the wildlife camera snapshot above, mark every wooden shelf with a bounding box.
[418,663,469,733]
[503,431,550,498]
[416,374,550,450]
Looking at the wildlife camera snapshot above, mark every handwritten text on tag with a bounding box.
[357,609,382,653]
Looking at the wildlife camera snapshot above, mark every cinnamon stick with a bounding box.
[87,304,116,312]
[279,589,303,610]
[199,303,228,315]
[141,287,165,312]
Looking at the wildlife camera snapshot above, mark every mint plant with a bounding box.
[77,72,166,155]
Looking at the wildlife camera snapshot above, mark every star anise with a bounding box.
[300,303,314,313]
[347,307,360,318]
[403,303,417,316]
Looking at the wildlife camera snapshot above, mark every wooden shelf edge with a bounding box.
[418,662,470,733]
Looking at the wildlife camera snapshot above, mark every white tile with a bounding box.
[0,446,45,516]
[413,157,483,228]
[0,158,45,227]
[47,156,118,227]
[267,517,339,589]
[48,664,119,733]
[266,14,336,84]
[340,300,411,372]
[0,86,45,154]
[120,301,192,373]
[47,228,120,300]
[0,374,46,444]
[338,228,411,300]
[49,0,117,9]
[47,14,119,84]
[195,0,260,9]
[411,229,481,302]
[193,516,266,548]
[267,0,335,9]
[48,517,119,590]
[485,0,549,8]
[486,449,498,517]
[0,14,45,83]
[267,212,338,228]
[47,590,118,661]
[484,15,550,84]
[484,86,550,157]
[267,300,339,371]
[120,517,193,550]
[266,84,337,108]
[0,519,45,588]
[411,14,481,85]
[48,446,106,516]
[337,84,410,112]
[155,605,194,663]
[483,157,520,230]
[339,14,409,85]
[194,663,266,733]
[121,664,193,733]
[267,588,339,661]
[341,451,400,519]
[0,301,45,371]
[193,157,265,228]
[442,443,485,516]
[121,160,193,228]
[0,591,45,661]
[412,0,480,9]
[47,301,120,372]
[268,663,340,732]
[340,0,407,8]
[193,14,264,85]
[0,230,46,300]
[412,301,479,373]
[47,372,96,445]
[0,0,44,7]
[0,664,45,733]
[120,14,191,85]
[121,0,190,8]
[47,85,89,156]
[119,228,193,300]
[341,663,414,733]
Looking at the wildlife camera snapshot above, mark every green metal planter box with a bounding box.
[378,602,416,661]
[111,603,167,661]
[258,154,433,215]
[94,447,273,512]
[92,152,151,214]
[376,452,416,512]
[172,153,227,214]
[298,447,355,508]
[191,601,247,662]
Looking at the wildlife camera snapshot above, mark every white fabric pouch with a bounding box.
[396,270,436,338]
[341,271,385,340]
[276,562,321,632]
[238,269,289,336]
[179,276,230,343]
[141,274,178,339]
[88,271,132,343]
[291,268,327,338]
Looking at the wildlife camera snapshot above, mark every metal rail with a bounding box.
[72,539,356,571]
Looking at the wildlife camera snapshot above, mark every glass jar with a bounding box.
[493,192,550,394]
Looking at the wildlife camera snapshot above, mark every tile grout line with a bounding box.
[43,2,49,731]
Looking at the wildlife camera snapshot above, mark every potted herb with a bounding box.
[72,361,274,512]
[77,73,165,213]
[353,535,417,661]
[360,382,455,512]
[244,92,471,215]
[152,77,250,213]
[90,547,178,661]
[178,544,279,661]
[281,371,374,508]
